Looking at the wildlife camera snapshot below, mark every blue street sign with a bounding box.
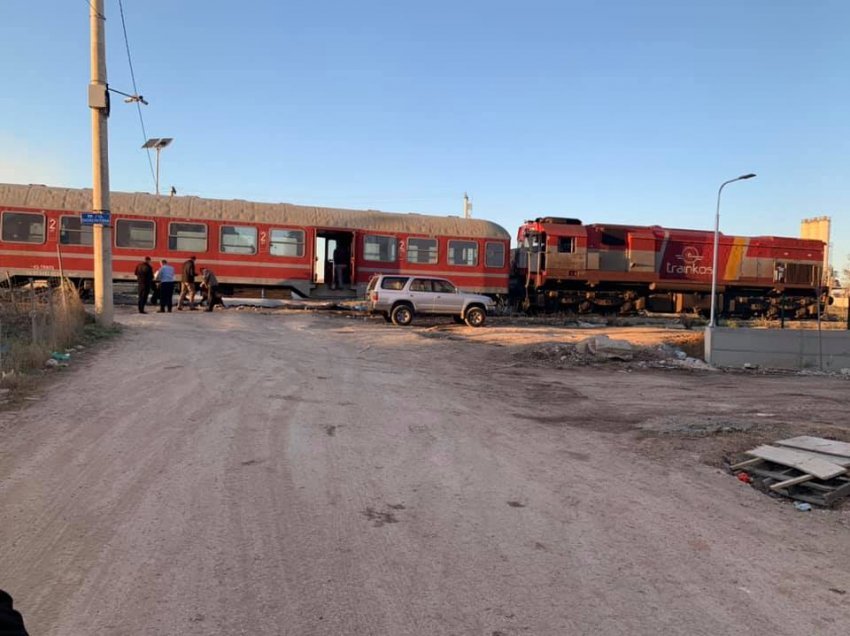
[81,212,111,225]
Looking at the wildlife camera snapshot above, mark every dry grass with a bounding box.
[0,279,87,384]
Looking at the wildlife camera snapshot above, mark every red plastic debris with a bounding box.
[736,471,752,484]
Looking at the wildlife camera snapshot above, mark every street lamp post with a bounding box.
[709,173,756,327]
[142,137,173,195]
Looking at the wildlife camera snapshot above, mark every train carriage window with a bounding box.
[221,225,258,255]
[407,238,438,264]
[1,211,45,244]
[485,242,506,268]
[270,229,305,257]
[364,235,397,262]
[448,240,478,266]
[557,237,575,253]
[115,219,155,249]
[59,216,93,246]
[168,222,207,252]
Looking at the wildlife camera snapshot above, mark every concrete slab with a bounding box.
[705,326,850,370]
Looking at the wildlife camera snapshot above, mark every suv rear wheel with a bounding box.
[391,303,414,326]
[464,306,486,327]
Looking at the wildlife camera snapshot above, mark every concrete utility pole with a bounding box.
[89,0,114,325]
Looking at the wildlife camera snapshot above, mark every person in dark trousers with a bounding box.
[134,256,154,313]
[150,267,161,306]
[178,255,197,310]
[157,259,176,313]
[0,589,29,635]
[332,243,349,290]
[200,268,224,312]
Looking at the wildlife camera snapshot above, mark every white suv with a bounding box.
[367,275,494,327]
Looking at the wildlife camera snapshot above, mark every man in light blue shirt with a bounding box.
[156,259,176,313]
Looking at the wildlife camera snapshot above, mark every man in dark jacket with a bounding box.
[134,256,154,314]
[178,255,197,310]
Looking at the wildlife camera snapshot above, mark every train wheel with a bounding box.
[391,304,413,326]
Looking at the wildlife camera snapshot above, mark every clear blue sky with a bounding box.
[1,1,847,270]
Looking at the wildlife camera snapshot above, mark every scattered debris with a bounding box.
[730,436,850,507]
[640,415,754,436]
[574,335,634,360]
[793,502,812,512]
[50,352,71,362]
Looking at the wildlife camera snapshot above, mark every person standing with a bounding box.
[134,256,154,314]
[332,243,349,290]
[200,268,224,312]
[157,259,176,313]
[178,255,198,310]
[150,266,161,306]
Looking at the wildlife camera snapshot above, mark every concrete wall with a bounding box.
[705,326,850,371]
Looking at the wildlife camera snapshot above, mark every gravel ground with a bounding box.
[0,308,848,635]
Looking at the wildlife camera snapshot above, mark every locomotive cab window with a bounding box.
[221,225,258,255]
[270,229,305,257]
[59,216,93,246]
[485,242,505,268]
[2,211,45,244]
[407,238,438,264]
[557,237,575,253]
[116,219,155,249]
[448,240,478,266]
[364,235,397,262]
[168,222,207,252]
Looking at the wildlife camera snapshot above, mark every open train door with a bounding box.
[314,229,356,290]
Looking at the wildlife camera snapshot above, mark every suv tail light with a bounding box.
[370,291,379,302]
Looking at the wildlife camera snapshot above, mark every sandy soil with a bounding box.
[1,308,848,636]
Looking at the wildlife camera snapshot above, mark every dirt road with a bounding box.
[1,309,848,635]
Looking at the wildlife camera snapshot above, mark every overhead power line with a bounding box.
[117,0,157,187]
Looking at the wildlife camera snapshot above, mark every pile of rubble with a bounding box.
[522,335,712,370]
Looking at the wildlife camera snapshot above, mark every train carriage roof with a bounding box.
[0,184,510,240]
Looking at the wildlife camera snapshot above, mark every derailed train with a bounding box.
[512,217,827,318]
[0,183,828,317]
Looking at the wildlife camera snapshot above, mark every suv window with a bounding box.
[410,278,432,292]
[432,279,456,293]
[380,276,408,290]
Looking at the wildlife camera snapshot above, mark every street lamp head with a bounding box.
[739,173,756,180]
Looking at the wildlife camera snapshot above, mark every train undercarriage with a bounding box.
[516,282,829,319]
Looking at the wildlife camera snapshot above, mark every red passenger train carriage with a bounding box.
[0,184,511,297]
[514,217,827,317]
